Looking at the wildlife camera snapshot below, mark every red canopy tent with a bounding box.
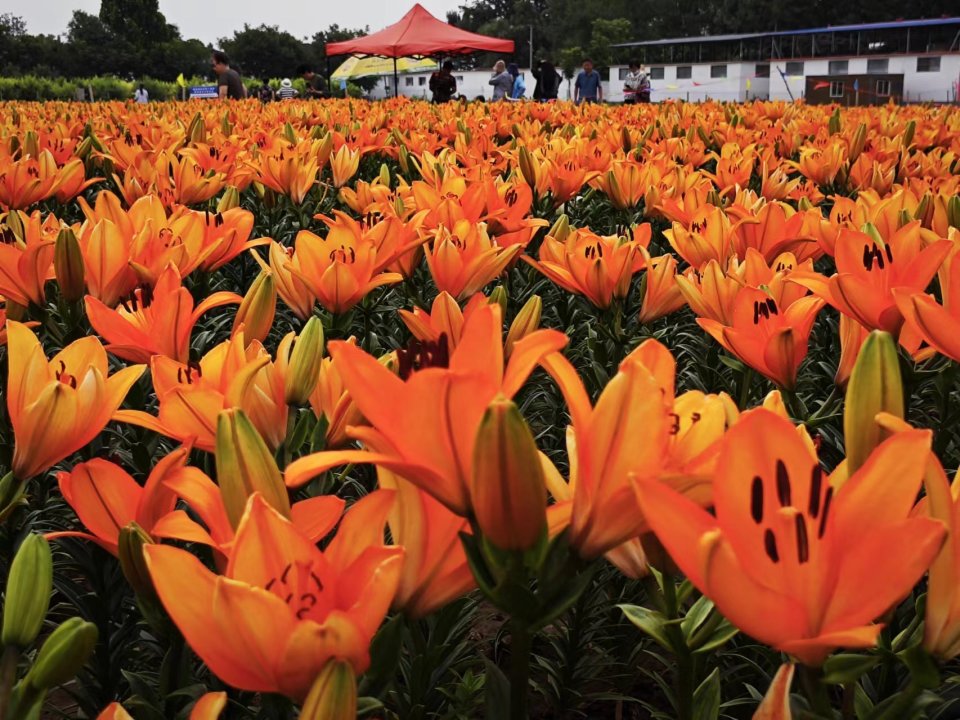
[326,3,515,96]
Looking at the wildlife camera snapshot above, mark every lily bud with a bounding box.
[398,145,412,176]
[797,196,814,212]
[2,534,52,648]
[505,295,542,358]
[217,186,240,213]
[221,111,233,136]
[300,661,357,720]
[284,316,325,406]
[23,131,39,159]
[862,222,884,246]
[283,122,297,145]
[0,471,27,521]
[487,285,508,315]
[848,122,867,162]
[469,396,547,551]
[216,409,291,528]
[232,268,276,344]
[118,523,156,603]
[844,330,904,475]
[23,617,97,690]
[4,210,25,243]
[948,196,960,231]
[187,112,205,144]
[378,163,391,187]
[54,228,85,302]
[316,133,334,167]
[548,213,570,243]
[902,119,916,149]
[828,108,841,135]
[518,146,538,191]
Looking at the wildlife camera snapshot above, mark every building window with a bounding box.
[418,76,426,85]
[829,81,845,98]
[755,63,770,78]
[917,57,941,72]
[867,59,888,74]
[785,61,804,76]
[710,64,727,78]
[676,65,692,79]
[828,60,849,75]
[650,67,665,80]
[618,67,629,80]
[875,79,891,96]
[405,77,413,87]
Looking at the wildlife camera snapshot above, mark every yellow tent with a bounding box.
[331,55,438,81]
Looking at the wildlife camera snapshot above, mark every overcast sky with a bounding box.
[7,0,464,43]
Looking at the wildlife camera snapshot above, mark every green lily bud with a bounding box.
[23,617,98,690]
[828,107,842,135]
[518,145,538,191]
[221,111,233,136]
[902,119,916,149]
[487,286,508,316]
[284,316,325,406]
[54,228,85,303]
[216,409,291,528]
[283,121,297,145]
[844,330,904,475]
[4,210,25,243]
[947,196,960,231]
[118,523,156,602]
[217,186,240,213]
[378,163,391,187]
[2,535,52,648]
[0,471,28,522]
[469,396,547,551]
[233,269,276,344]
[848,122,867,162]
[547,213,570,243]
[505,295,542,358]
[187,112,205,144]
[300,661,356,720]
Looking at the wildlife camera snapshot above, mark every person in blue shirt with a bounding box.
[574,59,603,104]
[507,63,526,99]
[489,60,514,100]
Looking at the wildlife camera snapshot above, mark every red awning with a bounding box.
[326,3,515,58]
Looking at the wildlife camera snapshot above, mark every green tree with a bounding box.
[587,17,633,69]
[99,0,175,43]
[220,24,314,80]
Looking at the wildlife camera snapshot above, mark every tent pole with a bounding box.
[394,57,398,98]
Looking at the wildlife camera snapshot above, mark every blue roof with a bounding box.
[614,17,960,47]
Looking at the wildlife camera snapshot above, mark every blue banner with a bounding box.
[189,85,218,100]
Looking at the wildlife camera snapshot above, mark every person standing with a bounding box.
[623,61,644,104]
[489,60,513,100]
[574,59,603,104]
[277,79,299,100]
[298,65,329,99]
[133,83,149,104]
[638,66,652,103]
[256,82,274,103]
[507,63,526,99]
[533,59,561,101]
[211,51,246,100]
[429,61,457,103]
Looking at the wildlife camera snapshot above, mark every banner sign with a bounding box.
[189,85,218,100]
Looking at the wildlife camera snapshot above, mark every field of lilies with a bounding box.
[0,96,959,720]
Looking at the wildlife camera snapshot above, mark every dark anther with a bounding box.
[397,334,451,380]
[764,528,779,563]
[775,460,791,506]
[766,298,778,315]
[795,514,809,564]
[668,412,680,435]
[809,465,823,518]
[818,486,834,538]
[750,476,764,524]
[884,244,893,263]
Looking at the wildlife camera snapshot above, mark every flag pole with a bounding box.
[394,57,399,98]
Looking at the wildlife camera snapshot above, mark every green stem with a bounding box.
[0,645,20,720]
[662,578,694,720]
[738,366,755,409]
[508,620,532,720]
[798,664,834,718]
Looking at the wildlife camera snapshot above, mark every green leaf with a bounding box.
[692,668,721,720]
[357,697,384,717]
[619,604,676,653]
[897,644,940,690]
[692,620,739,654]
[483,658,510,719]
[822,653,881,684]
[358,613,404,697]
[680,593,714,638]
[459,531,498,598]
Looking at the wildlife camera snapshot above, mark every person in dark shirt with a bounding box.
[211,50,246,100]
[298,65,329,99]
[429,61,457,103]
[533,59,561,101]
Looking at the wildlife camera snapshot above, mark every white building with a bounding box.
[610,17,960,104]
[367,69,538,101]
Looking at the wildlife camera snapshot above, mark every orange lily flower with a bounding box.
[53,158,101,204]
[85,264,241,364]
[292,212,406,314]
[541,340,736,563]
[6,321,145,479]
[97,692,226,720]
[791,142,846,188]
[835,314,869,387]
[524,225,651,310]
[329,145,361,189]
[637,251,687,324]
[256,146,320,204]
[144,491,403,700]
[158,152,226,206]
[377,467,474,619]
[398,291,479,351]
[593,161,649,211]
[635,408,945,666]
[269,240,316,320]
[792,222,951,335]
[48,448,192,555]
[728,201,819,264]
[285,302,567,516]
[698,286,824,389]
[114,332,288,452]
[675,258,742,325]
[481,180,547,250]
[424,220,521,301]
[663,204,735,268]
[893,251,960,363]
[0,150,62,210]
[194,207,263,273]
[0,211,57,307]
